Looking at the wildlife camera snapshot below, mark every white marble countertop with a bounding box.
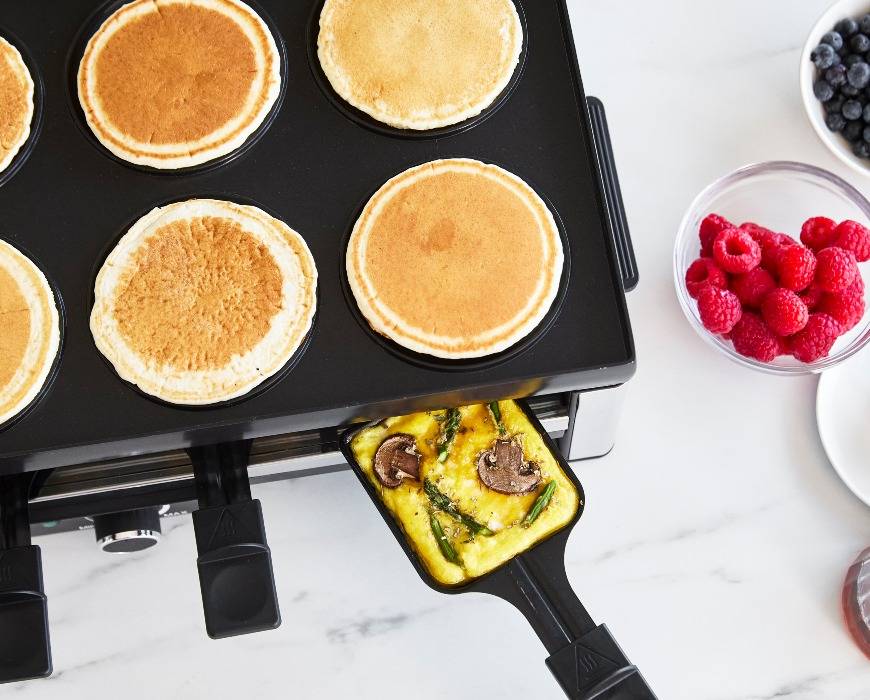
[11,0,870,698]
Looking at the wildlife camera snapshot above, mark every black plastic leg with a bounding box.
[187,441,281,640]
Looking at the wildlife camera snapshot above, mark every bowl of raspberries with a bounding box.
[802,0,870,174]
[675,161,870,373]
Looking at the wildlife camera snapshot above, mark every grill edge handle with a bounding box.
[587,96,639,293]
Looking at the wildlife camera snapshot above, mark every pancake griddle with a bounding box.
[0,0,637,474]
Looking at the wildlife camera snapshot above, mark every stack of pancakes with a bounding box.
[318,0,523,130]
[78,0,281,169]
[0,240,59,427]
[90,200,317,404]
[0,36,34,175]
[347,159,564,359]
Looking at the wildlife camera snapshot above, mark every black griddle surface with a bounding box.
[0,0,634,473]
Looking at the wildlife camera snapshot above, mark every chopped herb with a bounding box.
[488,401,506,435]
[524,481,557,526]
[424,478,494,537]
[430,511,459,564]
[436,408,461,462]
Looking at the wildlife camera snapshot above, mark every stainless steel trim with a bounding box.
[31,396,571,504]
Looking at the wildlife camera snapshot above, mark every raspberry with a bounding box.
[697,286,742,334]
[731,267,776,308]
[740,222,778,250]
[731,312,780,362]
[818,278,866,332]
[685,258,728,299]
[832,220,870,262]
[790,314,842,363]
[799,285,824,311]
[699,214,732,256]
[760,233,798,271]
[761,288,809,336]
[815,247,858,293]
[713,228,761,274]
[775,245,817,291]
[800,217,838,251]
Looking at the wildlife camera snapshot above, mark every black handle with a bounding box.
[587,96,638,292]
[495,535,656,699]
[0,475,52,683]
[188,442,281,640]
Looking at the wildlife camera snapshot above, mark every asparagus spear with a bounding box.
[524,481,557,526]
[429,512,460,564]
[436,408,461,462]
[424,478,494,537]
[488,401,506,435]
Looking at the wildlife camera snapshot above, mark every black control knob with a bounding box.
[93,508,161,553]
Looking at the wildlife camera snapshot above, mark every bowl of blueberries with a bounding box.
[802,0,870,176]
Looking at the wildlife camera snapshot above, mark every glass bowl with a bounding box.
[674,161,870,375]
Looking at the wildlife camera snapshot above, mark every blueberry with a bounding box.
[814,79,836,102]
[826,113,847,132]
[848,61,870,88]
[826,96,845,113]
[845,120,864,143]
[811,43,838,70]
[837,18,860,37]
[851,34,870,53]
[841,84,861,96]
[845,54,863,67]
[864,126,870,143]
[827,64,848,86]
[853,140,870,159]
[861,15,870,35]
[821,31,845,52]
[864,104,870,122]
[843,99,864,119]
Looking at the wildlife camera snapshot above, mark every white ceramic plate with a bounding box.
[800,0,870,178]
[817,347,870,506]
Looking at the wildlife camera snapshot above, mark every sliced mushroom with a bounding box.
[374,434,421,488]
[477,438,542,494]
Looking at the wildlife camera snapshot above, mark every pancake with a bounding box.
[318,0,523,130]
[0,240,60,427]
[78,0,281,169]
[90,199,317,404]
[346,158,563,359]
[0,36,35,175]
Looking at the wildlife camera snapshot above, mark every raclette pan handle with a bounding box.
[586,96,639,293]
[493,534,657,699]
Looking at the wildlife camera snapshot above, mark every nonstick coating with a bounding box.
[0,0,634,473]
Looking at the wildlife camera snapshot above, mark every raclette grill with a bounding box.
[0,0,642,696]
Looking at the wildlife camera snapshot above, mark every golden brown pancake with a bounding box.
[318,0,523,130]
[0,240,60,427]
[0,36,35,175]
[346,159,563,359]
[90,200,317,404]
[78,0,281,169]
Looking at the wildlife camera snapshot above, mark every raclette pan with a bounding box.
[340,400,656,699]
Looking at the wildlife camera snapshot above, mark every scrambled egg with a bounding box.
[350,400,580,586]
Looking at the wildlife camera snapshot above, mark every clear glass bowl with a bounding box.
[674,161,870,375]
